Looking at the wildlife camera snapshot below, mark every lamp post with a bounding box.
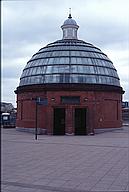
[32,97,48,140]
[35,97,41,140]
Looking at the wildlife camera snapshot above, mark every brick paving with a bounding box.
[1,126,129,192]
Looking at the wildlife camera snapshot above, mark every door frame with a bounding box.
[74,107,87,135]
[53,107,66,135]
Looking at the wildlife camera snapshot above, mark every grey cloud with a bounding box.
[2,65,23,79]
[2,0,129,105]
[79,21,128,48]
[2,18,60,45]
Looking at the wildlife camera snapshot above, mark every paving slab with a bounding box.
[1,126,129,192]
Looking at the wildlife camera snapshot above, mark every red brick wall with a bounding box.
[16,90,122,134]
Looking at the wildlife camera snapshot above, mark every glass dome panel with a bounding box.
[19,39,120,87]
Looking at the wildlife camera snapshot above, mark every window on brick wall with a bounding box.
[61,96,80,104]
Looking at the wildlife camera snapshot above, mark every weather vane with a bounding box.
[68,8,72,18]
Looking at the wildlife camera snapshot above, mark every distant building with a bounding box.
[122,101,129,108]
[1,102,17,128]
[122,101,129,122]
[1,102,15,113]
[15,13,124,135]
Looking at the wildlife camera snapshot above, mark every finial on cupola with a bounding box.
[68,8,72,18]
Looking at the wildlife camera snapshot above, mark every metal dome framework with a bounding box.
[19,13,120,88]
[20,39,120,87]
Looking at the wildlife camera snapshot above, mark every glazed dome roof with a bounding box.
[19,14,120,87]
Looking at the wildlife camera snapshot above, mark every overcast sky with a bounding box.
[2,0,129,107]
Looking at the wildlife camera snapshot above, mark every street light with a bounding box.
[35,97,41,140]
[32,97,48,140]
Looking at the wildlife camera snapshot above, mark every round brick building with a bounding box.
[15,13,124,135]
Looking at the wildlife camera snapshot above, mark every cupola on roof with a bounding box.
[61,10,79,40]
[19,12,120,87]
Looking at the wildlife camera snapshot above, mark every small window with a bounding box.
[3,116,9,120]
[61,96,80,104]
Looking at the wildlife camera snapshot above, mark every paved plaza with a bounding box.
[1,126,129,192]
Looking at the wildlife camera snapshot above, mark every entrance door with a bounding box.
[53,108,65,135]
[75,108,87,135]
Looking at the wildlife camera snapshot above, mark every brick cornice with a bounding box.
[14,84,124,94]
